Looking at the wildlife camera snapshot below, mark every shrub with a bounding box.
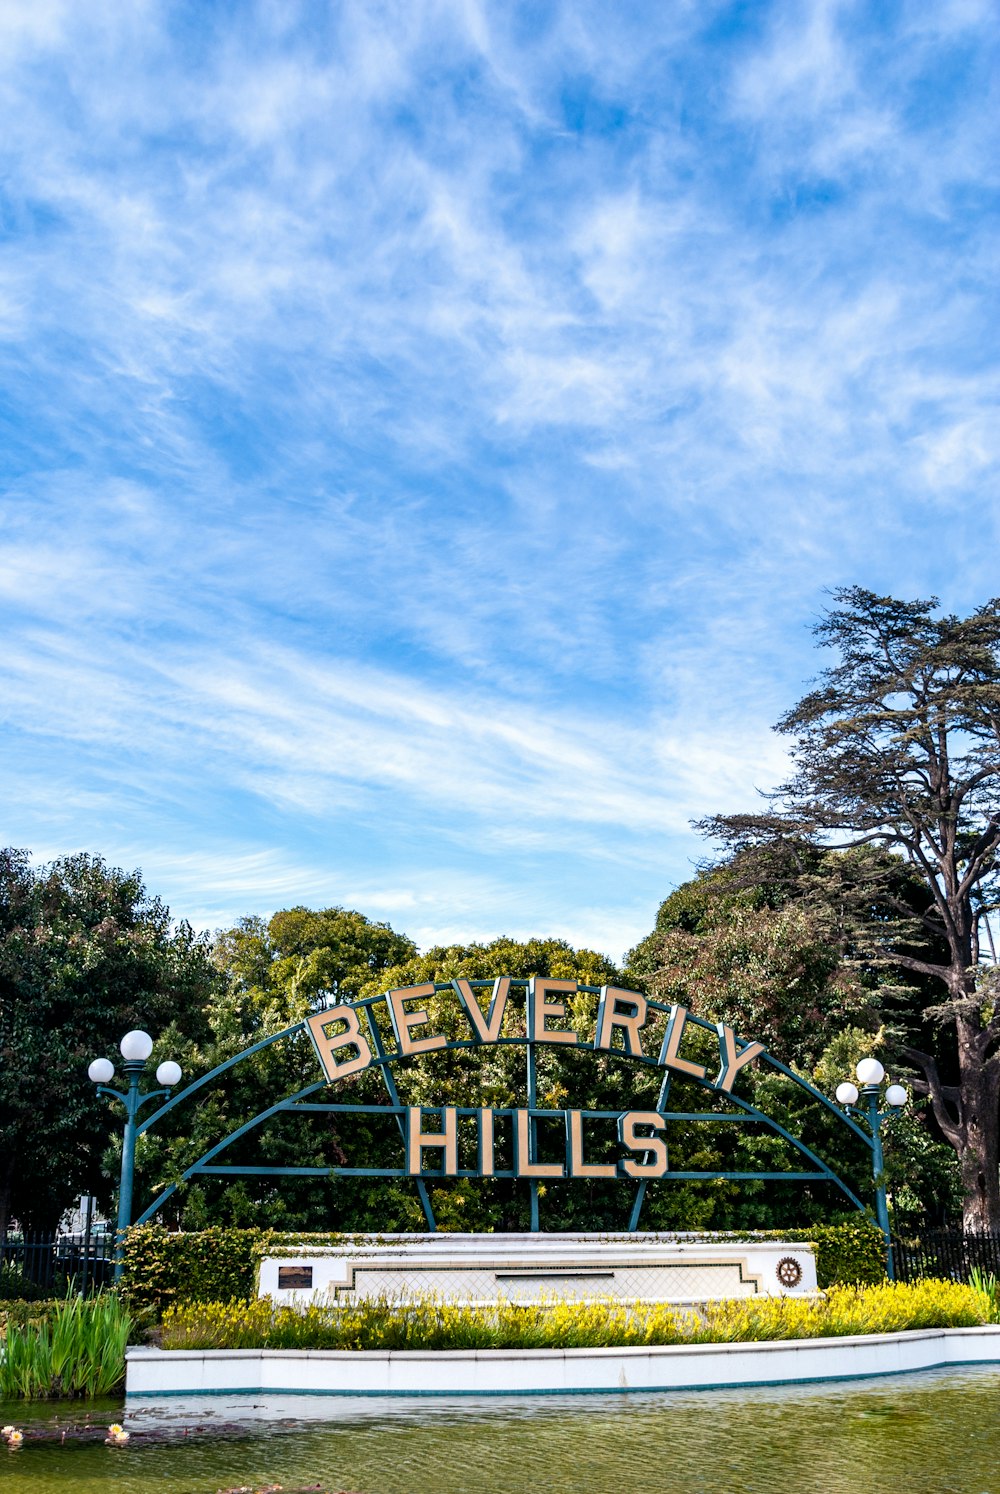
[160,1277,988,1354]
[0,1261,60,1301]
[0,1300,62,1334]
[119,1224,271,1313]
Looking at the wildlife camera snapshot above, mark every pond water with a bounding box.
[3,1368,1000,1494]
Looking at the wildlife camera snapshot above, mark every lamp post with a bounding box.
[835,1057,908,1280]
[88,1031,182,1280]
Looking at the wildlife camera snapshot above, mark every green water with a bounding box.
[3,1369,1000,1493]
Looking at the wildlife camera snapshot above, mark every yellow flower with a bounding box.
[7,1431,23,1448]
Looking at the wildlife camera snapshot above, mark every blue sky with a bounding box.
[2,0,999,961]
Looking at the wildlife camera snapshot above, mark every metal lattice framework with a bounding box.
[132,978,877,1233]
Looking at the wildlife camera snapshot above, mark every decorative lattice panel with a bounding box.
[337,1259,757,1303]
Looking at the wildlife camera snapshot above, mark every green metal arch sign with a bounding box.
[132,977,883,1240]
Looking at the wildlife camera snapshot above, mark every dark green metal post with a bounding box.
[114,1061,145,1281]
[863,1084,894,1281]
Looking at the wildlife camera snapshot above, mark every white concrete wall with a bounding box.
[257,1234,818,1307]
[127,1325,1000,1400]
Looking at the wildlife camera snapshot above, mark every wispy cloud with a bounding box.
[1,0,998,958]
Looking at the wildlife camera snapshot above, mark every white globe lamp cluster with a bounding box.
[835,1058,908,1111]
[85,1029,184,1281]
[87,1030,183,1089]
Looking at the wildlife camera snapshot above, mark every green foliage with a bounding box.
[118,1224,269,1313]
[160,1278,984,1353]
[696,589,1000,1228]
[970,1268,1000,1322]
[133,907,423,1233]
[0,1300,62,1331]
[0,1262,56,1301]
[0,847,218,1235]
[879,1103,963,1230]
[363,936,620,997]
[0,1290,132,1398]
[141,932,623,1235]
[623,851,925,1072]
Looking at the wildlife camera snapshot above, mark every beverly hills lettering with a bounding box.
[304,978,766,1183]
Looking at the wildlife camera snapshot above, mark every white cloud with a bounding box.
[0,0,998,958]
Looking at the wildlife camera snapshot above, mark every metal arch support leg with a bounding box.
[628,1072,672,1232]
[527,1034,539,1232]
[365,1009,436,1233]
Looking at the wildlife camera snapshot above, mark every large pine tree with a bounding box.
[700,588,1000,1228]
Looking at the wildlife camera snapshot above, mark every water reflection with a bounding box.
[3,1368,1000,1493]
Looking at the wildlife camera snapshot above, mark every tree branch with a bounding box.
[890,952,953,980]
[898,1044,964,1149]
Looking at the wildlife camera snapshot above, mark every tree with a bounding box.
[626,852,962,1230]
[700,588,1000,1228]
[131,906,418,1232]
[625,856,879,1071]
[0,849,217,1238]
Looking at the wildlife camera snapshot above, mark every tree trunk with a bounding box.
[957,1016,1000,1231]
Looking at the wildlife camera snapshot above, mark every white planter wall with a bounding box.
[127,1326,1000,1400]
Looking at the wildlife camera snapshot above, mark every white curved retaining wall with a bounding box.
[127,1326,1000,1399]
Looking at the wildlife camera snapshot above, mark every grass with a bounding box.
[970,1266,1000,1320]
[0,1291,133,1398]
[160,1278,994,1354]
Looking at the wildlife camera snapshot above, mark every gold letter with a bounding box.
[715,1024,765,1093]
[387,984,448,1056]
[515,1109,565,1177]
[479,1107,495,1177]
[657,1004,707,1080]
[529,977,579,1045]
[454,977,511,1044]
[595,986,648,1056]
[407,1106,458,1175]
[619,1111,668,1178]
[567,1110,615,1178]
[305,1004,373,1081]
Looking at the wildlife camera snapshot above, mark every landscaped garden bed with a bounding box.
[158,1277,998,1353]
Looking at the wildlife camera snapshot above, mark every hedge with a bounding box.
[0,1300,64,1334]
[119,1219,887,1314]
[118,1225,268,1313]
[744,1223,886,1288]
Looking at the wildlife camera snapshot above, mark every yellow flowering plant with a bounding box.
[160,1278,994,1354]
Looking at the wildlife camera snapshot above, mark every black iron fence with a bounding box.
[893,1230,1000,1283]
[0,1231,116,1295]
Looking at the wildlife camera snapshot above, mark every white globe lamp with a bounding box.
[120,1030,154,1062]
[856,1057,885,1087]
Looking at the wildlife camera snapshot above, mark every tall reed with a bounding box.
[970,1267,1000,1322]
[0,1291,133,1399]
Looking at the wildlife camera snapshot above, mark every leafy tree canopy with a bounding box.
[0,848,216,1237]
